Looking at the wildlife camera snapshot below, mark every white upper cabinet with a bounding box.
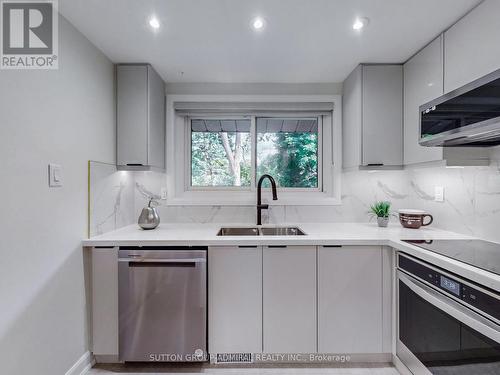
[403,35,444,165]
[117,64,165,169]
[444,0,500,93]
[343,64,403,169]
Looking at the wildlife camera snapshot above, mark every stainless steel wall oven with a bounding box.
[396,252,500,374]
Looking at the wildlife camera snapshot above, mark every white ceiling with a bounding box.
[59,0,481,83]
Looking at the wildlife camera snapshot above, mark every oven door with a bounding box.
[397,270,500,375]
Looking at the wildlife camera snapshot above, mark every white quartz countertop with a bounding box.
[83,222,469,247]
[83,222,500,291]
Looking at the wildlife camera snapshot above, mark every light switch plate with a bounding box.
[161,187,167,200]
[434,186,444,202]
[48,164,62,187]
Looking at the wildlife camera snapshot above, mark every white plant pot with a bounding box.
[377,217,389,227]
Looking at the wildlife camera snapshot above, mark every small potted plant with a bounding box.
[369,201,392,227]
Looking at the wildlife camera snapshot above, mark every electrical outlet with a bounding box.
[161,187,167,200]
[434,186,444,202]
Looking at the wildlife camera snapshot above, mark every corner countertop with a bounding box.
[82,222,500,291]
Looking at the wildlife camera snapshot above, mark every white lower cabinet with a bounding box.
[318,246,384,354]
[208,246,263,354]
[263,246,317,353]
[91,244,391,359]
[91,247,119,356]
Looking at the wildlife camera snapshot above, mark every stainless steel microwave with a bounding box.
[420,68,500,147]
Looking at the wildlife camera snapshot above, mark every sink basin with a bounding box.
[260,227,306,236]
[217,227,259,236]
[217,226,306,236]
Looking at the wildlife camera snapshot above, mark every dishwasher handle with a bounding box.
[118,257,206,264]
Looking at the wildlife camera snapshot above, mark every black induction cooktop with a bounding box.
[403,239,500,276]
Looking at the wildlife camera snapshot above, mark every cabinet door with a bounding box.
[91,247,119,355]
[362,65,403,167]
[318,246,382,353]
[342,65,363,169]
[208,246,262,354]
[263,246,316,353]
[404,36,444,165]
[444,0,500,93]
[117,65,148,165]
[147,65,165,169]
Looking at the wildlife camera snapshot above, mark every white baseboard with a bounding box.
[65,351,95,375]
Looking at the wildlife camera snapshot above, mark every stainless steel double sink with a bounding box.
[217,226,306,236]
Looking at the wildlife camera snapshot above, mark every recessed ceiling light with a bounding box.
[149,16,160,30]
[251,17,265,30]
[352,17,369,30]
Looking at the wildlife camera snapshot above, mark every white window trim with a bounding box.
[166,94,342,206]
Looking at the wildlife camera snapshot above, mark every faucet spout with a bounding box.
[257,174,278,225]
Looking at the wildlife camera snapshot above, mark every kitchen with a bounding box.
[1,1,500,374]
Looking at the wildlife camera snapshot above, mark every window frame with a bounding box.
[186,115,323,192]
[166,94,342,206]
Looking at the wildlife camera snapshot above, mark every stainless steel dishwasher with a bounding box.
[118,246,207,362]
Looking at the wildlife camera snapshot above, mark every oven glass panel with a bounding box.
[421,76,500,139]
[399,281,500,374]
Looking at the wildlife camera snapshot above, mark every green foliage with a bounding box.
[257,132,318,188]
[191,129,318,188]
[369,201,392,218]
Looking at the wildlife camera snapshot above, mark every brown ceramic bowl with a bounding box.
[398,209,433,229]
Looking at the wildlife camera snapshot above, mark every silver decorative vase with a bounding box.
[138,198,160,230]
[377,216,389,227]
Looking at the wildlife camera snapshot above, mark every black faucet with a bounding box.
[257,174,278,225]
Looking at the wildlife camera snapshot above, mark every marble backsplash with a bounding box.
[406,163,500,242]
[88,161,135,237]
[88,162,166,237]
[89,160,500,243]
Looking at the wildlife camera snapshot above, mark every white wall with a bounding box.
[0,16,115,375]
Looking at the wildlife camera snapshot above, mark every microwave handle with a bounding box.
[398,271,500,343]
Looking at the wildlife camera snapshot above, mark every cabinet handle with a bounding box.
[268,245,287,248]
[322,245,342,248]
[238,245,258,248]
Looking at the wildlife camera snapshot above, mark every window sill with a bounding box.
[166,190,341,206]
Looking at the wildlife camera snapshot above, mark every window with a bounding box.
[189,116,320,189]
[256,118,319,188]
[168,95,341,205]
[191,119,252,187]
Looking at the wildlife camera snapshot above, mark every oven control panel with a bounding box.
[398,253,500,322]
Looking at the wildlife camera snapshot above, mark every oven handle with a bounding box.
[398,271,500,344]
